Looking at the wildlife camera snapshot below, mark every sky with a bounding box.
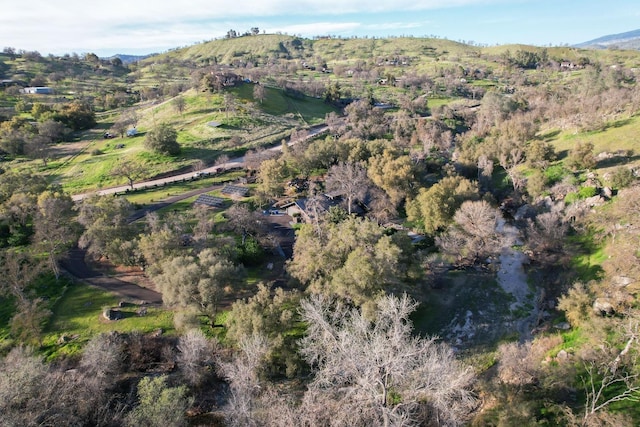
[1,0,639,57]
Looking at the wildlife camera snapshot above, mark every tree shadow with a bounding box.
[596,153,640,169]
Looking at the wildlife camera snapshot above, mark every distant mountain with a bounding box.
[104,54,154,64]
[575,29,640,50]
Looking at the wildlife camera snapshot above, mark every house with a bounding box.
[282,194,343,223]
[22,86,53,94]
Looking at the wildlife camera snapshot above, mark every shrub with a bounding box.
[544,164,568,185]
[609,166,635,189]
[577,186,597,199]
[144,123,180,155]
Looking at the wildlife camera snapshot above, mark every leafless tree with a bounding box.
[437,200,503,265]
[579,321,640,426]
[325,162,370,215]
[177,329,216,387]
[79,332,124,380]
[298,294,477,426]
[218,334,269,427]
[253,83,266,104]
[111,159,145,190]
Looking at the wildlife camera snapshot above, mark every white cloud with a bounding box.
[272,22,362,37]
[0,0,516,54]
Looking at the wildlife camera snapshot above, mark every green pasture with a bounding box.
[42,282,174,359]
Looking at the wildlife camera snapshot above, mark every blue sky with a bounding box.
[1,0,639,57]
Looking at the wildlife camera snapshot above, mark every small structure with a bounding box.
[22,86,53,94]
[282,194,342,223]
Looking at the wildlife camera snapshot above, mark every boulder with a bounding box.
[554,322,571,330]
[592,298,615,316]
[584,195,604,207]
[103,307,123,321]
[612,276,634,288]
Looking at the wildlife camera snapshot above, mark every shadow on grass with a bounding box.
[596,154,640,169]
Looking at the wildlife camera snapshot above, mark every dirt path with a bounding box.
[61,247,163,305]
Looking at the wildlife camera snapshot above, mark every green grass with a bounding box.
[412,271,512,343]
[41,282,174,359]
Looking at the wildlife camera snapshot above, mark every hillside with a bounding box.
[575,28,640,50]
[1,34,640,426]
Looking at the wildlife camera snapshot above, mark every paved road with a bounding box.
[72,124,328,201]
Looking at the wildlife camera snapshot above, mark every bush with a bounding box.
[144,123,180,155]
[577,186,597,199]
[609,166,635,189]
[90,149,103,156]
[238,237,264,266]
[544,164,568,185]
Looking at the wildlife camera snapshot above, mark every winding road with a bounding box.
[63,124,328,303]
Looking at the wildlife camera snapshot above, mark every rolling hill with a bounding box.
[575,28,640,50]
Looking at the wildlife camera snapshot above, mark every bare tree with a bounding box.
[79,332,124,380]
[580,321,640,426]
[253,83,266,104]
[177,329,216,387]
[298,294,477,426]
[224,203,266,245]
[437,200,503,265]
[325,162,370,215]
[218,334,269,427]
[111,160,145,190]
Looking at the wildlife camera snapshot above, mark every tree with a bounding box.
[177,329,216,387]
[298,294,477,426]
[325,162,370,215]
[152,249,244,321]
[323,81,342,105]
[25,135,52,166]
[111,109,138,138]
[287,216,416,310]
[126,375,192,427]
[566,141,596,171]
[225,284,303,378]
[256,157,291,199]
[224,203,267,245]
[51,101,96,131]
[77,195,136,262]
[144,122,180,155]
[218,334,269,427]
[437,200,504,265]
[253,83,266,104]
[37,119,67,143]
[406,175,479,235]
[33,190,78,279]
[111,159,145,190]
[224,93,236,119]
[367,150,414,206]
[79,332,124,380]
[172,95,186,115]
